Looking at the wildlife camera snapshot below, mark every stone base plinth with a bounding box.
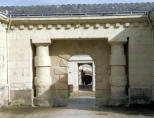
[52,97,68,107]
[109,96,128,106]
[34,97,53,107]
[0,86,8,107]
[96,97,109,106]
[129,88,152,104]
[10,89,33,106]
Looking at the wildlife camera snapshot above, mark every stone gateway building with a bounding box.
[0,9,154,107]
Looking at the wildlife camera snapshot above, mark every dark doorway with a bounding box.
[78,63,93,91]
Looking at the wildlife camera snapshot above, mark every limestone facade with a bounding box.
[0,12,153,107]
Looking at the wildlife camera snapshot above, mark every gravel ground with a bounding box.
[0,97,154,118]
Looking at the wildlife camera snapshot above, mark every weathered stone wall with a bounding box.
[129,26,153,104]
[5,15,154,106]
[0,23,8,107]
[50,40,110,106]
[8,37,33,106]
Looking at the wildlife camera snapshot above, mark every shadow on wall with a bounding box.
[33,74,68,107]
[51,74,68,107]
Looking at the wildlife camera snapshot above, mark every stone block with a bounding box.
[124,22,130,27]
[35,76,52,87]
[28,25,33,30]
[109,96,128,106]
[53,98,68,107]
[59,58,68,67]
[50,67,54,75]
[51,89,68,107]
[111,86,125,97]
[32,36,51,45]
[54,67,67,75]
[55,90,68,98]
[110,54,126,66]
[19,25,24,30]
[59,74,67,82]
[8,39,31,48]
[55,82,68,90]
[52,75,59,84]
[96,74,110,82]
[36,67,51,77]
[51,56,61,66]
[35,56,51,67]
[10,83,32,89]
[110,76,127,87]
[129,88,152,104]
[96,97,109,106]
[34,97,53,107]
[95,65,110,75]
[10,89,33,106]
[96,82,108,90]
[0,86,8,107]
[105,23,110,28]
[96,74,103,82]
[95,60,104,67]
[47,25,52,29]
[58,54,71,60]
[95,89,109,98]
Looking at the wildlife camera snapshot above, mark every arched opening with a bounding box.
[50,40,110,107]
[67,54,95,105]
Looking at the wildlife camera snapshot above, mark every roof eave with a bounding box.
[11,14,147,25]
[0,14,9,23]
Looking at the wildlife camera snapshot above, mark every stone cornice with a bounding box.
[0,14,146,31]
[9,21,149,31]
[10,15,146,25]
[0,14,9,24]
[0,14,148,26]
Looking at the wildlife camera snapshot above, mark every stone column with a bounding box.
[34,42,52,106]
[109,42,127,105]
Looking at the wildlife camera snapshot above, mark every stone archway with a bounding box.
[50,40,111,106]
[32,39,127,107]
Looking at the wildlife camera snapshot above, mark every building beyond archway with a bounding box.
[68,54,95,92]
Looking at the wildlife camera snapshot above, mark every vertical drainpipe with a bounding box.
[7,14,12,104]
[147,11,154,101]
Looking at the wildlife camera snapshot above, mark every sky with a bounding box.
[0,0,154,6]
